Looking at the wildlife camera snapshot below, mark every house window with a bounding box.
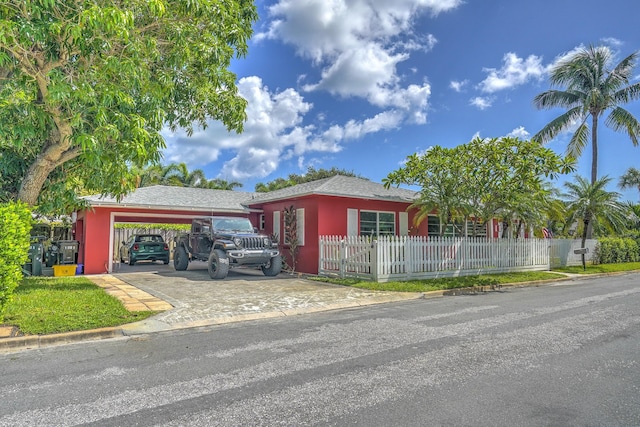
[466,219,487,237]
[427,215,465,237]
[259,214,265,230]
[360,211,395,236]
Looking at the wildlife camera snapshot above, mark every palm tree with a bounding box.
[563,176,629,266]
[619,167,640,200]
[202,178,243,190]
[533,46,640,185]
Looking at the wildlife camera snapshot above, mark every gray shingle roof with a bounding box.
[83,186,258,213]
[84,176,418,211]
[246,175,418,204]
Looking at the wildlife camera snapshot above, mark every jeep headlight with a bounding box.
[233,237,243,248]
[263,237,271,247]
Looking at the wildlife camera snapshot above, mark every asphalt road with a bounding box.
[1,274,639,426]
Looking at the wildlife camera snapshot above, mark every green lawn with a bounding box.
[3,276,156,335]
[553,262,640,274]
[309,271,568,293]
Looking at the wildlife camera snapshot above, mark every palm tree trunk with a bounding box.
[591,114,598,185]
[581,217,590,270]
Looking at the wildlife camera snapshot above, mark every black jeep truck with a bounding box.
[173,216,282,279]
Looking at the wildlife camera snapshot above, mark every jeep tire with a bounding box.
[174,246,189,271]
[261,255,282,277]
[208,249,229,279]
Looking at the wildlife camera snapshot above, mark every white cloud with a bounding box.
[479,52,547,93]
[601,37,623,47]
[258,0,462,122]
[469,96,493,110]
[449,79,468,92]
[507,126,530,139]
[162,76,405,180]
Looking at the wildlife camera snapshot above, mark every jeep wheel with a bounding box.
[174,246,189,271]
[261,255,282,277]
[208,249,229,279]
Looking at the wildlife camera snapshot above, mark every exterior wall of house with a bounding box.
[255,196,320,275]
[252,196,427,275]
[75,206,258,274]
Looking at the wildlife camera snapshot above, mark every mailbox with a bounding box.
[573,248,589,255]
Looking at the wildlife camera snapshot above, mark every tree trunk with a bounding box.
[591,114,598,185]
[17,112,78,206]
[586,115,599,239]
[581,217,590,271]
[17,139,79,206]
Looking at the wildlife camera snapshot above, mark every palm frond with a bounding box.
[532,107,584,143]
[605,107,640,146]
[566,123,589,158]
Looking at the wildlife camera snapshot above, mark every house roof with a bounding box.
[83,185,258,213]
[245,175,418,204]
[83,176,418,212]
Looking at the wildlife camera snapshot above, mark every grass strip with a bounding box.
[308,271,567,293]
[553,262,640,274]
[3,276,156,335]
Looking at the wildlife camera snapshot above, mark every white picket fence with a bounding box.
[319,236,595,282]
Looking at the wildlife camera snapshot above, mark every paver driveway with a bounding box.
[113,262,420,333]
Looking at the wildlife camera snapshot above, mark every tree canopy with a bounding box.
[254,167,366,192]
[384,137,575,236]
[619,167,640,200]
[533,45,640,184]
[563,176,628,246]
[135,162,242,190]
[0,0,258,213]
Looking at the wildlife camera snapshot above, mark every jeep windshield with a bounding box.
[212,218,254,232]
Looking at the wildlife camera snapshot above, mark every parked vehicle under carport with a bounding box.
[120,234,170,266]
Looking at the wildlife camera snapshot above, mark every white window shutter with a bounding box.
[273,211,281,243]
[399,212,409,236]
[296,208,305,246]
[347,209,358,236]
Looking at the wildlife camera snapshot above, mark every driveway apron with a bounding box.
[111,263,421,334]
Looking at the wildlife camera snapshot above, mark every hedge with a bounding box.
[0,202,32,322]
[593,237,640,265]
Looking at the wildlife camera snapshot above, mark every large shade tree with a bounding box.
[533,45,640,185]
[385,137,575,237]
[0,0,258,213]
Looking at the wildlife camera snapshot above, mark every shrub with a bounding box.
[0,202,32,321]
[593,237,640,264]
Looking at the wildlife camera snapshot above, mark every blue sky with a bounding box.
[161,0,640,200]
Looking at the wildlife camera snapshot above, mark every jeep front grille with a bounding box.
[240,237,268,249]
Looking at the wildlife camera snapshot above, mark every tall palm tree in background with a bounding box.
[619,167,640,200]
[533,46,640,185]
[563,176,628,253]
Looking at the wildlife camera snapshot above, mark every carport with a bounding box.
[75,186,262,274]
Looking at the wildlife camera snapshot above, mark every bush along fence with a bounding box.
[319,236,597,282]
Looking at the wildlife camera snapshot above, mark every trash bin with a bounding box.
[47,240,79,265]
[23,242,44,276]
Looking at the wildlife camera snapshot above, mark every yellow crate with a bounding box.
[53,264,77,277]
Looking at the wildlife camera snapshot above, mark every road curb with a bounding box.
[0,327,124,353]
[2,271,635,353]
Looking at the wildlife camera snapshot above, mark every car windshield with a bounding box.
[137,235,163,243]
[213,218,254,232]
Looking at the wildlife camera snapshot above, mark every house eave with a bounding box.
[247,191,416,205]
[85,201,260,214]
